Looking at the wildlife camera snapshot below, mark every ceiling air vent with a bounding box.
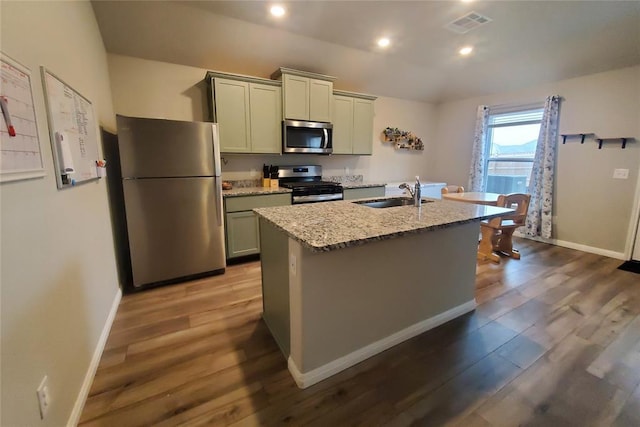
[445,11,492,34]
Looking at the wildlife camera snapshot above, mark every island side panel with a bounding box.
[291,221,479,376]
[259,217,290,356]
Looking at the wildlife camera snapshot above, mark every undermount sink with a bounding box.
[353,197,433,209]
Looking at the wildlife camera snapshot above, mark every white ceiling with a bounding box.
[91,0,640,104]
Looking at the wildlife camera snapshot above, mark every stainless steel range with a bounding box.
[279,165,343,204]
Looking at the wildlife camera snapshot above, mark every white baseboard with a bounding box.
[287,299,476,389]
[515,231,626,260]
[67,288,122,427]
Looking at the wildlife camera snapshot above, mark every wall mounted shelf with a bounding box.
[561,133,634,149]
[596,137,633,149]
[382,127,424,151]
[561,133,594,144]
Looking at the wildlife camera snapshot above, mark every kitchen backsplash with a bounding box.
[227,179,261,188]
[324,175,364,184]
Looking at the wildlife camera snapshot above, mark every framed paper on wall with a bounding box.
[41,67,100,188]
[0,52,46,183]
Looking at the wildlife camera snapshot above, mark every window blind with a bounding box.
[489,109,544,126]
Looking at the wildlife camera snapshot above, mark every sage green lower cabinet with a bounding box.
[226,211,260,258]
[224,193,291,259]
[343,186,385,200]
[331,91,376,155]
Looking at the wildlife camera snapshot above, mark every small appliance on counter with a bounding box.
[279,165,343,204]
[104,115,226,292]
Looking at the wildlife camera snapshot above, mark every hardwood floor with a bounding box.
[79,238,640,426]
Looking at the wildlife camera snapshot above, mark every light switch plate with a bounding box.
[613,168,629,179]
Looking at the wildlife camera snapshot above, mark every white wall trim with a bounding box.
[515,231,626,260]
[287,299,476,389]
[624,158,640,260]
[67,288,122,427]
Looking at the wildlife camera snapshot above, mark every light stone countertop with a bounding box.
[223,187,292,198]
[223,182,385,197]
[341,182,387,189]
[254,198,513,252]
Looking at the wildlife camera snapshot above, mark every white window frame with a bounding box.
[483,106,544,192]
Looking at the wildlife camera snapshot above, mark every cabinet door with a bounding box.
[214,78,251,153]
[226,211,260,258]
[343,186,386,200]
[283,74,309,120]
[352,98,375,155]
[309,79,333,123]
[250,83,282,153]
[332,95,354,154]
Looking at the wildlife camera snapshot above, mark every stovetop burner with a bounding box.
[277,165,344,204]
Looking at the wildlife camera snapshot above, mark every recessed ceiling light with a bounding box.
[459,46,473,56]
[270,5,286,17]
[377,38,391,48]
[461,0,474,3]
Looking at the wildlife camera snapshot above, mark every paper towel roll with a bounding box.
[55,131,75,174]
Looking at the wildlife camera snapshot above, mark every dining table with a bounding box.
[442,192,504,263]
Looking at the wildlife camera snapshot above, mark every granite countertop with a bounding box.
[341,182,387,189]
[223,187,292,197]
[254,198,513,252]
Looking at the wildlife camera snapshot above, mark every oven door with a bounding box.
[283,120,333,154]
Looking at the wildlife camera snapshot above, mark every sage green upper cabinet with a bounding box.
[214,78,251,153]
[353,98,375,155]
[272,68,336,123]
[249,83,282,154]
[309,79,333,123]
[332,95,354,155]
[332,90,377,155]
[282,74,309,121]
[207,72,282,154]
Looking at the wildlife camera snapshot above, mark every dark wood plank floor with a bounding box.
[79,238,640,426]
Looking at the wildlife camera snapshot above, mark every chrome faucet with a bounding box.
[399,176,422,207]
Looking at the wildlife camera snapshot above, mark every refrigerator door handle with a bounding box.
[212,124,221,177]
[214,178,223,226]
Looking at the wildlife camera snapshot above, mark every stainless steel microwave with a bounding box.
[282,120,333,154]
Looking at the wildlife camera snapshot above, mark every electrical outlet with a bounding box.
[36,376,50,419]
[613,168,629,179]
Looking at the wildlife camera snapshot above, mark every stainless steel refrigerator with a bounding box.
[112,115,225,291]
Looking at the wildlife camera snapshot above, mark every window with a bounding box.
[484,108,543,194]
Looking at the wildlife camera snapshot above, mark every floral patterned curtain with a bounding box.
[525,96,560,239]
[468,106,489,191]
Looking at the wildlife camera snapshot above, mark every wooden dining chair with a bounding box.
[480,193,531,259]
[441,185,464,195]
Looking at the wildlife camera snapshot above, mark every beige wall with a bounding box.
[107,53,436,183]
[1,1,120,426]
[430,66,640,255]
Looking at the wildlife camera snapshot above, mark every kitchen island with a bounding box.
[254,198,511,388]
